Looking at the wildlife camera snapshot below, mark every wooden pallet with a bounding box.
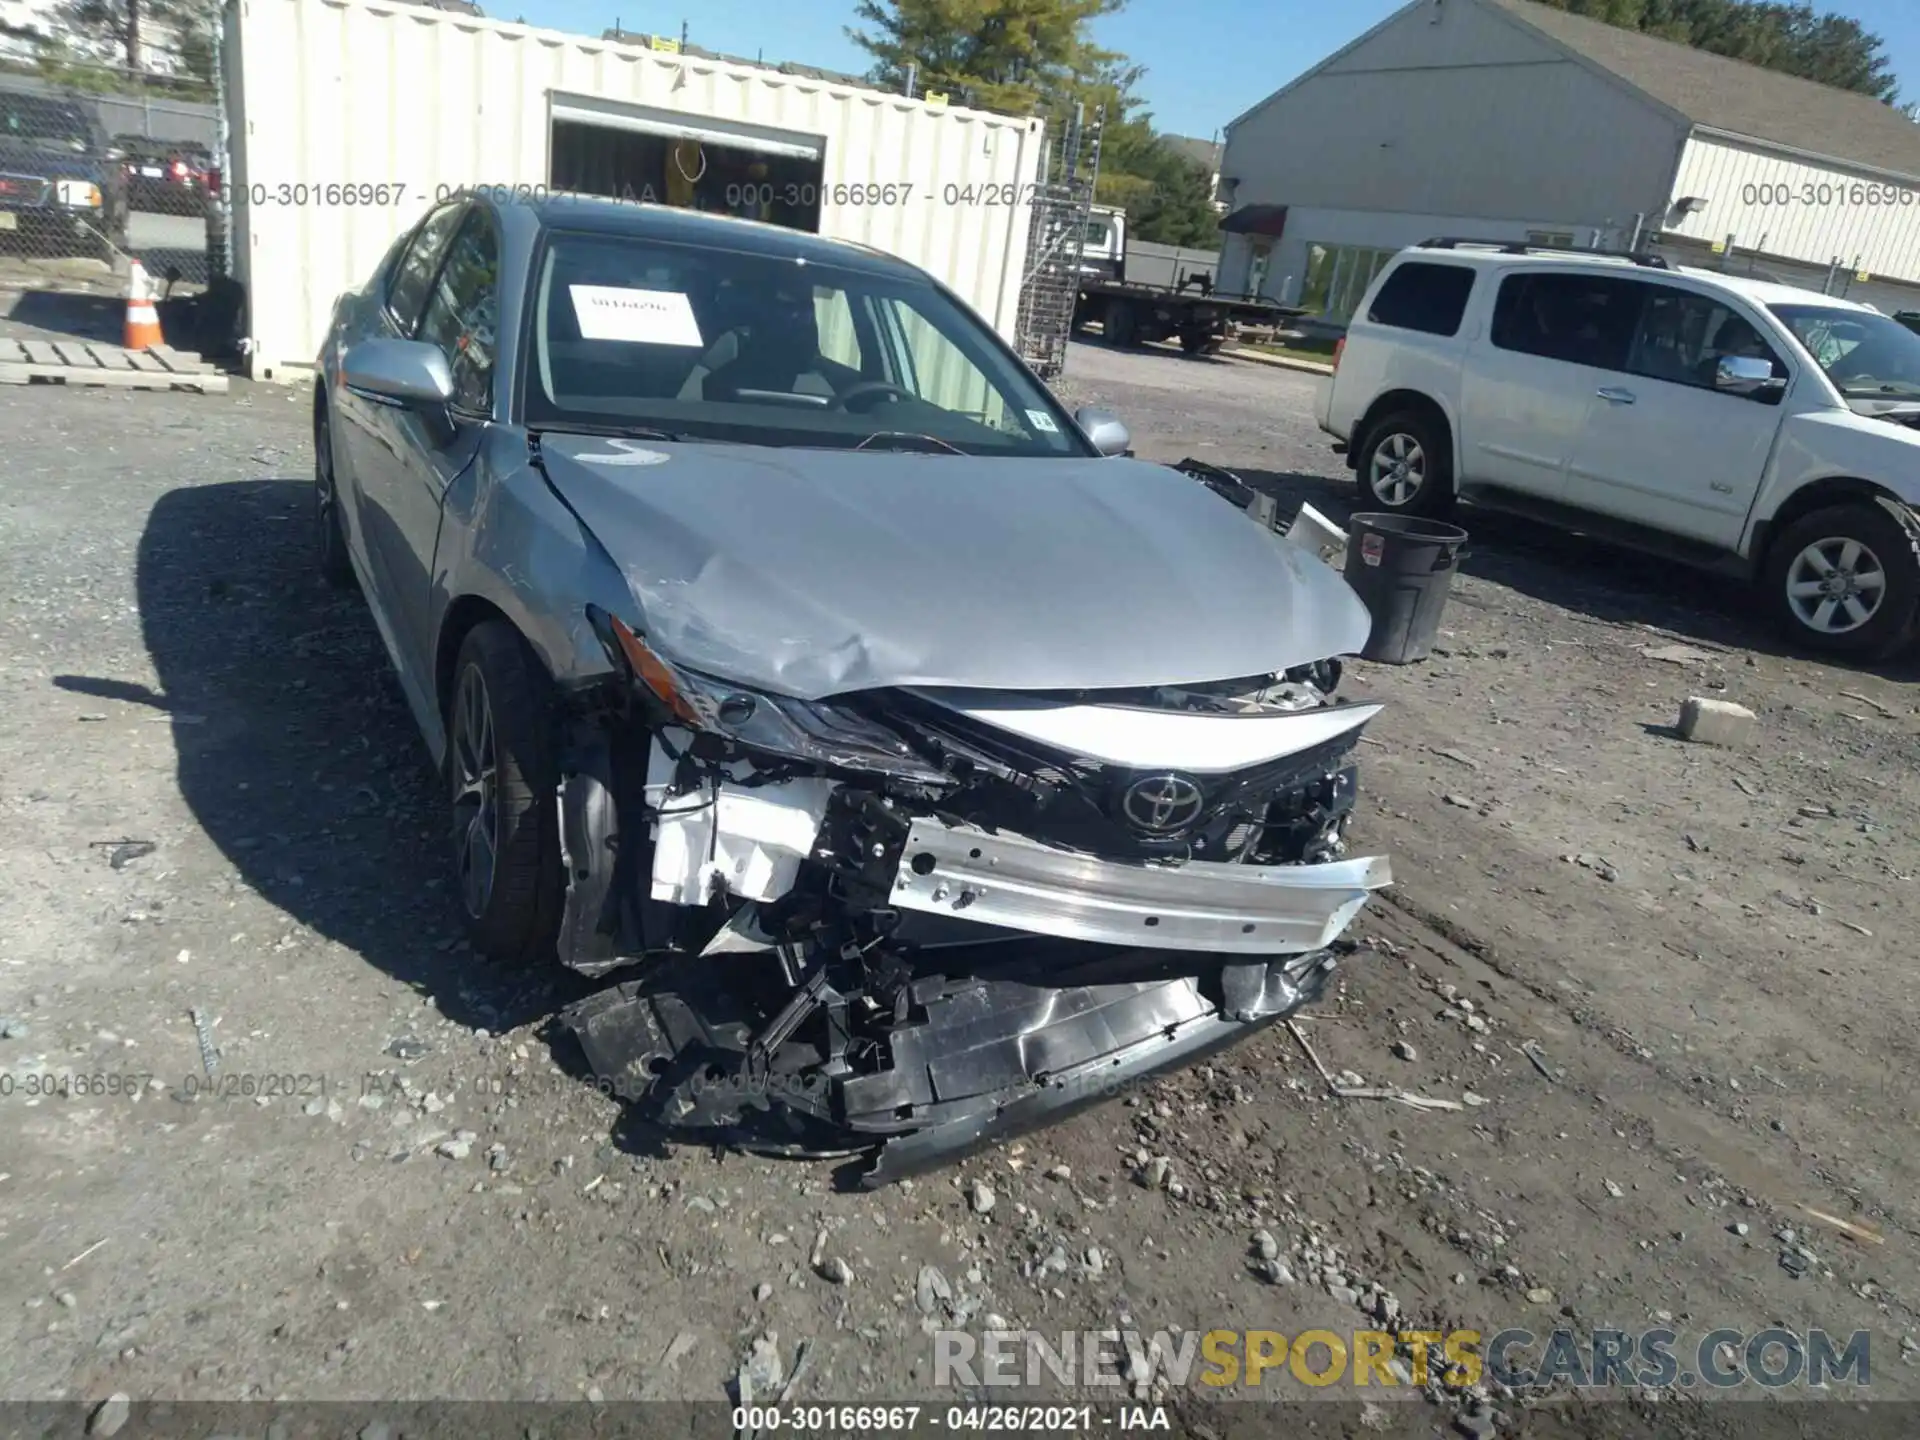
[0,338,229,394]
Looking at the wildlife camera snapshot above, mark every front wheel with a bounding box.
[1763,501,1920,660]
[314,397,355,589]
[1356,410,1455,519]
[447,622,565,967]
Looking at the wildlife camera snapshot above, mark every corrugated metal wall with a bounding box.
[227,0,1045,375]
[1665,135,1920,287]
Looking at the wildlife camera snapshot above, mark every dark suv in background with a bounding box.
[0,81,127,262]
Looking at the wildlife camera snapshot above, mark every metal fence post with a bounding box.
[209,0,233,280]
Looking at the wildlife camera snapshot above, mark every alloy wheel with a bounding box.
[315,417,338,549]
[451,665,500,919]
[1784,536,1888,635]
[1370,432,1425,506]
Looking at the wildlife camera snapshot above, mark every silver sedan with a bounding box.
[314,193,1389,1181]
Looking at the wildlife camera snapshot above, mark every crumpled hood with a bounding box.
[536,434,1372,700]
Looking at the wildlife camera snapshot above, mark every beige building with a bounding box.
[1218,0,1920,320]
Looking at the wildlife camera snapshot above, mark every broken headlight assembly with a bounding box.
[586,605,952,787]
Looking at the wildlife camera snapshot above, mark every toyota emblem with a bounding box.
[1121,773,1206,833]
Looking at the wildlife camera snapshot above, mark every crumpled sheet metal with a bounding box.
[535,434,1373,701]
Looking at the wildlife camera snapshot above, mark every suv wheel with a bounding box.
[1357,411,1454,518]
[1764,501,1920,660]
[446,622,564,967]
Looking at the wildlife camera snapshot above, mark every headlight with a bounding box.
[590,608,952,786]
[55,181,102,208]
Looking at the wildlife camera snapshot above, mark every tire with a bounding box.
[1104,298,1137,348]
[446,621,565,967]
[1179,330,1223,356]
[314,396,355,590]
[1762,501,1920,660]
[1356,409,1456,519]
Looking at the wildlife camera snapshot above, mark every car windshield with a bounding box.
[1770,303,1920,398]
[2,101,92,152]
[523,230,1086,456]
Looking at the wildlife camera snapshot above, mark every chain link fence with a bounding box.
[0,61,222,290]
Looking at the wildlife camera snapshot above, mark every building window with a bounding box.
[1526,230,1577,247]
[1247,240,1273,297]
[1301,243,1398,322]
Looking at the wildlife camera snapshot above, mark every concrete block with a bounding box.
[1677,696,1756,746]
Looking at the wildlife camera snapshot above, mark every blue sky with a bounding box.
[514,0,1920,139]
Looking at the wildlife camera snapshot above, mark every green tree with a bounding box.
[1533,0,1900,102]
[44,0,216,84]
[847,0,1127,115]
[848,0,1220,245]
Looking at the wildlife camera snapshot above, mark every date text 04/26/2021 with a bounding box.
[0,1070,619,1102]
[237,180,1048,210]
[729,1405,1168,1433]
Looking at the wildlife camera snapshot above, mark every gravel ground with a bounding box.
[2,338,1918,1436]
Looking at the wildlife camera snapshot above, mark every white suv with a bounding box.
[1318,240,1920,659]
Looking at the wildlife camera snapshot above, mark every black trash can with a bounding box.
[1341,513,1469,664]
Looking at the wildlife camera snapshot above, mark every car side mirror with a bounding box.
[1715,353,1785,400]
[1075,405,1131,457]
[342,338,455,408]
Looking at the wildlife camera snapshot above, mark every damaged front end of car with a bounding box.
[552,605,1390,1185]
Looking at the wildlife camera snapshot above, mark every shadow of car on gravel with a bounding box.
[6,282,247,361]
[57,477,606,1054]
[1234,467,1920,681]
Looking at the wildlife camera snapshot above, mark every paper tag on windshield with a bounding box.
[1026,409,1059,433]
[569,285,704,347]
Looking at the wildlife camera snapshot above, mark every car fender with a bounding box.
[1746,410,1920,544]
[428,429,636,763]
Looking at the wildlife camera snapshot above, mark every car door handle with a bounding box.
[1595,386,1636,405]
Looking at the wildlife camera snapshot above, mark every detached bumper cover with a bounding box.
[847,946,1344,1185]
[891,816,1391,955]
[561,940,1351,1187]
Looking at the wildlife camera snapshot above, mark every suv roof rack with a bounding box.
[1416,237,1671,270]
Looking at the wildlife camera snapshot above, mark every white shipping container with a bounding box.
[223,0,1047,377]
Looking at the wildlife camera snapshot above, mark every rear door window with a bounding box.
[1366,261,1476,336]
[1490,272,1643,370]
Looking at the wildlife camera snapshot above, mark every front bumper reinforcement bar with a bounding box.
[889,816,1391,955]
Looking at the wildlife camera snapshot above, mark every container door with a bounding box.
[549,94,828,232]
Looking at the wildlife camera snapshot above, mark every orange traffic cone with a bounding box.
[124,259,163,351]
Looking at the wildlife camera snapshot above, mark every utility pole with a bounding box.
[127,0,144,73]
[679,19,688,48]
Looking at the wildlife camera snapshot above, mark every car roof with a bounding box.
[1391,244,1878,314]
[487,192,924,280]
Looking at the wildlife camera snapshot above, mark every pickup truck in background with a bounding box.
[0,82,126,262]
